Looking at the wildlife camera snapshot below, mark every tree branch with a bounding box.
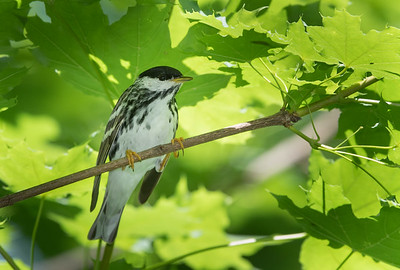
[0,110,297,208]
[0,76,379,208]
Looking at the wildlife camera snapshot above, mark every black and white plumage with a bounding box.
[88,66,192,243]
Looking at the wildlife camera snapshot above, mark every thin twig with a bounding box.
[295,76,380,117]
[0,76,379,208]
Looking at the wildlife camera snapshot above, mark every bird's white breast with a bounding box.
[113,94,177,159]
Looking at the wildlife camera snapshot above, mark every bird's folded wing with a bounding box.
[90,92,129,211]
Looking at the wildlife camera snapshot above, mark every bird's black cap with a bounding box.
[139,66,183,81]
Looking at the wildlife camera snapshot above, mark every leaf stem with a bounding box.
[335,144,398,151]
[30,196,45,270]
[335,126,363,148]
[286,125,320,149]
[259,57,289,93]
[319,147,393,197]
[296,76,380,117]
[322,179,326,215]
[94,240,102,270]
[144,233,306,270]
[286,125,394,197]
[0,245,20,270]
[100,242,114,270]
[336,250,354,270]
[318,66,348,87]
[353,98,400,107]
[250,58,288,105]
[334,150,398,167]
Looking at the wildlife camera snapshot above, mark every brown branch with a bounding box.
[0,76,379,208]
[0,110,298,208]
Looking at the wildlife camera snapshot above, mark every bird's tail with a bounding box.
[87,192,124,244]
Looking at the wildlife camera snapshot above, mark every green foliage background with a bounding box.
[1,0,400,269]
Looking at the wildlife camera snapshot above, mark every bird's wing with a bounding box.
[90,91,129,212]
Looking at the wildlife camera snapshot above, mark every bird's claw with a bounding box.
[124,150,142,170]
[171,137,185,158]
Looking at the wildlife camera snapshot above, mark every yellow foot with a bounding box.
[171,137,185,158]
[124,150,142,170]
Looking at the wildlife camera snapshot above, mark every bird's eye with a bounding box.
[159,74,167,81]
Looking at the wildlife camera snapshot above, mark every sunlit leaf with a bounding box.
[281,11,400,77]
[300,237,398,270]
[308,150,400,218]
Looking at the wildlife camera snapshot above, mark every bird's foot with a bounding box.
[171,137,185,158]
[124,150,142,170]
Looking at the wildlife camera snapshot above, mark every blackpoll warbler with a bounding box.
[88,66,192,243]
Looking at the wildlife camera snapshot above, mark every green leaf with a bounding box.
[273,193,400,268]
[177,58,283,143]
[118,178,257,269]
[184,5,287,38]
[53,177,260,269]
[0,96,17,112]
[26,1,113,98]
[0,114,65,161]
[197,0,231,14]
[48,144,97,197]
[176,58,232,107]
[0,140,95,196]
[0,1,30,111]
[0,0,27,54]
[268,0,319,14]
[178,23,270,62]
[286,84,326,111]
[0,66,27,95]
[338,102,392,154]
[25,0,192,100]
[300,237,398,270]
[0,139,51,190]
[281,10,400,77]
[308,151,400,218]
[0,116,96,197]
[308,176,351,213]
[282,19,325,71]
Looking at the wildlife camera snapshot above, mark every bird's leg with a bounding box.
[159,153,171,171]
[124,150,142,170]
[171,137,185,158]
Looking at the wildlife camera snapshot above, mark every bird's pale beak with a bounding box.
[172,76,193,83]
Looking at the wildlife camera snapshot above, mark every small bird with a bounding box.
[88,66,192,243]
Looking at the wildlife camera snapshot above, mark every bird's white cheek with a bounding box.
[141,78,178,92]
